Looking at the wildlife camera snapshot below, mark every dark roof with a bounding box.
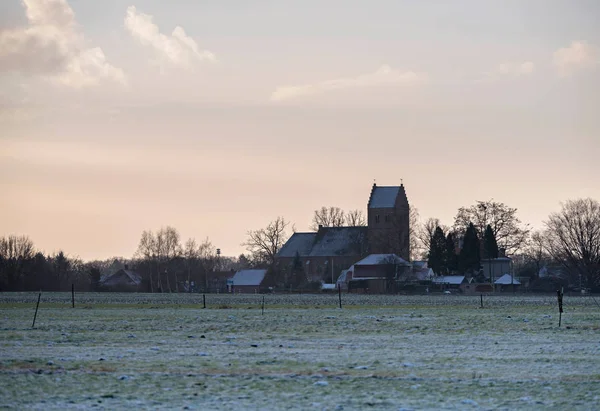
[368,184,408,209]
[277,233,317,257]
[102,269,142,286]
[277,227,367,258]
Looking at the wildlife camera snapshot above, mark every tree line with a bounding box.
[1,197,598,292]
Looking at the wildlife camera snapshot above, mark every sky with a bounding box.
[1,0,599,261]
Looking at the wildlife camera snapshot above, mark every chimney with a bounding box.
[124,264,129,270]
[318,224,323,231]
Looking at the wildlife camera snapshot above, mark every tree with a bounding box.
[415,217,449,261]
[310,207,346,231]
[345,209,366,226]
[0,235,36,290]
[290,251,306,289]
[520,230,550,279]
[459,223,481,275]
[453,199,530,255]
[427,227,446,275]
[156,226,182,292]
[483,225,499,259]
[544,198,600,289]
[136,230,157,292]
[445,232,459,274]
[409,207,423,261]
[243,217,291,266]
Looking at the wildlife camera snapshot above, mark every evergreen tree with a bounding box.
[427,226,446,275]
[445,232,459,274]
[290,252,306,289]
[483,224,499,259]
[459,223,481,275]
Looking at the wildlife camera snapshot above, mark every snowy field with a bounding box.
[1,293,599,410]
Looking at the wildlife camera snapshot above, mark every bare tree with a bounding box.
[183,238,198,288]
[453,199,530,255]
[0,235,36,289]
[413,217,449,261]
[156,226,182,292]
[345,209,366,226]
[310,206,346,231]
[409,207,422,261]
[135,230,156,292]
[243,217,290,266]
[544,198,600,289]
[522,230,550,277]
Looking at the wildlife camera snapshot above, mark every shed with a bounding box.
[494,274,521,292]
[231,269,268,293]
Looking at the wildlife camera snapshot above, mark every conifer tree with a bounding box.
[483,224,499,259]
[459,223,481,275]
[445,232,459,274]
[427,226,446,276]
[290,251,306,289]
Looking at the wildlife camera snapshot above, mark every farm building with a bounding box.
[231,269,268,294]
[494,274,521,292]
[432,276,469,292]
[344,253,411,293]
[101,268,143,292]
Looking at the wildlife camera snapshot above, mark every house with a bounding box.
[101,267,143,292]
[432,276,468,292]
[275,182,411,285]
[231,269,268,293]
[481,257,512,282]
[411,261,434,282]
[494,274,521,292]
[345,253,411,293]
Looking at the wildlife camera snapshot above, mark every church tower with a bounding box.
[367,183,410,261]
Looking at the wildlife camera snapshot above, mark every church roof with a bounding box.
[368,184,404,208]
[277,226,367,258]
[276,233,317,257]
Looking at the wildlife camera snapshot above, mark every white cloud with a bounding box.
[125,6,216,69]
[476,61,534,83]
[553,41,597,76]
[270,65,427,102]
[0,0,126,88]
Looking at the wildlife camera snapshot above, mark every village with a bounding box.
[93,182,592,296]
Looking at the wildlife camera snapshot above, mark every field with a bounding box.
[1,292,599,410]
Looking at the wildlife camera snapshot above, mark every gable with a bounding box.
[368,186,400,209]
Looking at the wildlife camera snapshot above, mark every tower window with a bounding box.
[375,215,380,223]
[385,215,390,223]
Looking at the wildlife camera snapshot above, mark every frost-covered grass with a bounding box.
[1,293,599,410]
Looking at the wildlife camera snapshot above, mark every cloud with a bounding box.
[553,41,598,76]
[0,0,126,88]
[270,65,427,102]
[476,61,534,83]
[125,6,216,69]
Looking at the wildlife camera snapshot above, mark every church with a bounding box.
[275,183,410,282]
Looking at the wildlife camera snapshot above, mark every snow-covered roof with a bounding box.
[232,269,267,286]
[277,232,317,257]
[321,283,336,290]
[354,254,410,266]
[494,274,521,285]
[102,269,142,286]
[368,186,400,208]
[432,276,466,285]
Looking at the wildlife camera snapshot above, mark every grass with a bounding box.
[0,292,599,409]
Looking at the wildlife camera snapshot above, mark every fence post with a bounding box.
[32,292,41,328]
